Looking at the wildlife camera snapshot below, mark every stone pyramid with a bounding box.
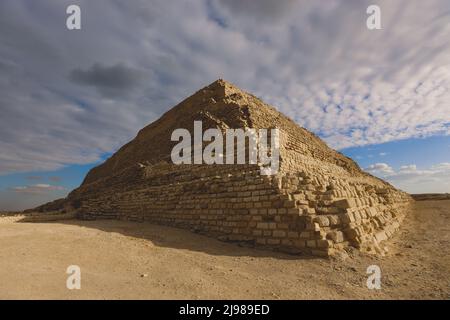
[44,79,412,256]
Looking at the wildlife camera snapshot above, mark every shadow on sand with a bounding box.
[19,215,320,260]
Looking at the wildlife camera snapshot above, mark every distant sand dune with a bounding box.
[411,193,450,201]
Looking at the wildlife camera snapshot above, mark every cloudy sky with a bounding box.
[0,0,449,210]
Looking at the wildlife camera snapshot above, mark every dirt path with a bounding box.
[0,200,449,299]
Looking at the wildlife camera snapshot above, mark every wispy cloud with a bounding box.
[365,162,395,175]
[11,184,65,194]
[365,162,450,193]
[49,176,62,183]
[0,0,449,176]
[26,176,43,181]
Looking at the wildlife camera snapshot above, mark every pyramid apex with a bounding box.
[208,78,238,89]
[204,79,244,98]
[211,78,229,86]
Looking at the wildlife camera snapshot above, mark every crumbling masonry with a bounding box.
[38,80,412,256]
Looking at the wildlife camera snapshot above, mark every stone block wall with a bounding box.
[69,154,411,256]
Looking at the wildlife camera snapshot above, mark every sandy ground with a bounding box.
[0,200,449,300]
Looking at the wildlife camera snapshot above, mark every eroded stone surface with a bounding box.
[32,79,412,256]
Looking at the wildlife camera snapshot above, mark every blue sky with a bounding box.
[0,159,106,211]
[341,135,450,193]
[0,0,449,210]
[342,135,450,170]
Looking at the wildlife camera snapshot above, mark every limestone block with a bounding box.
[287,231,299,238]
[374,230,387,243]
[341,212,355,224]
[334,198,357,209]
[267,238,281,245]
[256,238,266,245]
[326,230,344,243]
[313,216,330,227]
[306,240,317,248]
[317,239,332,248]
[257,222,269,229]
[300,231,310,239]
[293,240,306,248]
[273,230,287,238]
[328,215,340,226]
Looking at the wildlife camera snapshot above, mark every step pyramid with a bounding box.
[43,79,412,256]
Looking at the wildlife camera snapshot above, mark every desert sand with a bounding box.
[0,200,449,300]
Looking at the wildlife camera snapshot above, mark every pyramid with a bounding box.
[42,79,412,256]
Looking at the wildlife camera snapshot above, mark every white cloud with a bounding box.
[365,162,450,193]
[0,0,449,175]
[365,163,394,175]
[431,162,450,171]
[12,184,65,194]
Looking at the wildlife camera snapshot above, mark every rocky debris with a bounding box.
[0,211,76,223]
